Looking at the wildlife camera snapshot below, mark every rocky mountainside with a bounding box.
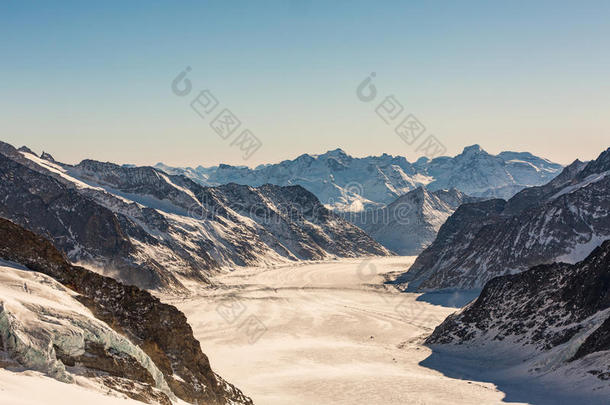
[398,147,610,291]
[155,145,562,211]
[347,187,478,255]
[426,239,610,394]
[0,141,388,292]
[0,217,252,404]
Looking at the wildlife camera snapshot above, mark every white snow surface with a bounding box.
[0,262,175,402]
[159,257,599,405]
[0,368,149,405]
[2,256,604,404]
[550,170,610,200]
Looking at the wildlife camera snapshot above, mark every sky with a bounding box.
[1,0,609,167]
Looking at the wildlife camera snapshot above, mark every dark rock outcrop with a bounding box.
[0,217,253,404]
[426,240,610,380]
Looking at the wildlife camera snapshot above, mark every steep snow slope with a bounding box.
[0,368,151,405]
[348,187,478,255]
[156,145,562,210]
[0,261,174,404]
[399,147,610,290]
[425,240,610,402]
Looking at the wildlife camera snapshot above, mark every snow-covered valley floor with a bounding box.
[166,257,520,405]
[3,256,602,404]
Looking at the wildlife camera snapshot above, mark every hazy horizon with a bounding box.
[11,141,587,169]
[2,1,609,167]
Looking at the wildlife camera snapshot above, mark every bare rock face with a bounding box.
[399,147,610,291]
[40,151,56,162]
[54,341,156,385]
[0,217,253,405]
[17,145,36,155]
[426,240,610,383]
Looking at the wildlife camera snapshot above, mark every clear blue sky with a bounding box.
[1,0,609,166]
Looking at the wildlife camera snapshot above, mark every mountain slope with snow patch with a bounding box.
[399,147,610,291]
[0,141,389,292]
[347,187,479,255]
[425,239,610,401]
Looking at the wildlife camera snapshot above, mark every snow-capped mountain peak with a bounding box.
[155,146,562,210]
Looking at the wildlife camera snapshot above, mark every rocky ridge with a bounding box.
[0,140,389,291]
[398,147,610,290]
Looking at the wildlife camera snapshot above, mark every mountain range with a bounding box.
[155,145,563,211]
[398,147,610,291]
[0,141,388,292]
[1,139,608,403]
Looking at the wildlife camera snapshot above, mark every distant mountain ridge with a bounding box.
[398,146,610,291]
[155,145,563,211]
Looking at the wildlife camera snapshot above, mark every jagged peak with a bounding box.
[578,146,610,179]
[327,147,347,155]
[217,163,249,170]
[40,151,56,162]
[295,153,314,161]
[77,158,121,169]
[17,146,36,155]
[561,158,586,175]
[391,186,427,205]
[460,144,486,156]
[320,148,350,160]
